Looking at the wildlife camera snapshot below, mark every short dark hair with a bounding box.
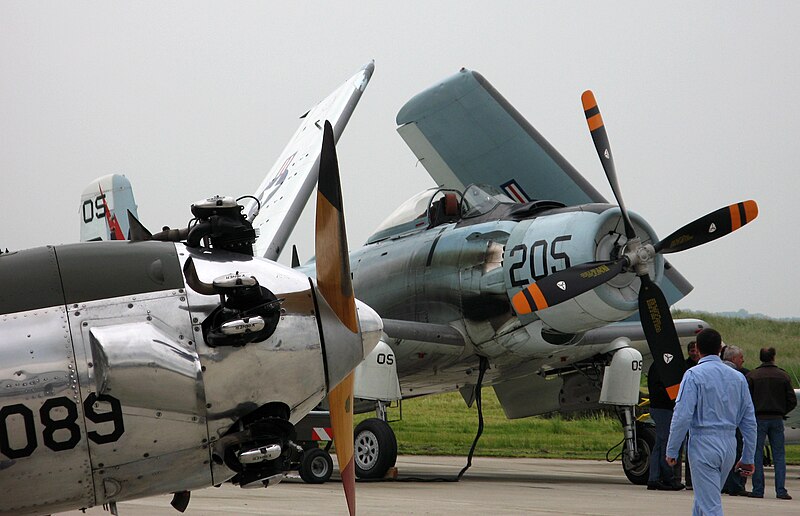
[759,347,776,363]
[687,340,697,352]
[696,329,722,356]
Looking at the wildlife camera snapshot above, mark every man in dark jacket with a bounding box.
[647,362,685,490]
[746,347,797,500]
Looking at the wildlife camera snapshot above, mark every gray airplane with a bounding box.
[0,65,376,516]
[292,70,759,485]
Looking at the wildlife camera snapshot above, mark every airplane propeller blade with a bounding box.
[654,200,758,254]
[582,90,636,240]
[314,120,357,516]
[638,274,685,398]
[127,210,153,242]
[511,259,627,315]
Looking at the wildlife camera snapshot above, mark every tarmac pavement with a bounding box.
[60,455,798,515]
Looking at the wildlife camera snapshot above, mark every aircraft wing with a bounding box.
[396,68,603,205]
[395,69,692,304]
[247,62,374,260]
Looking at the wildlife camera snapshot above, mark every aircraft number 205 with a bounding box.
[508,235,572,287]
[0,393,125,460]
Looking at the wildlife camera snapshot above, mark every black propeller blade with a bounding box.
[654,200,758,254]
[582,91,636,240]
[638,274,686,396]
[512,259,627,315]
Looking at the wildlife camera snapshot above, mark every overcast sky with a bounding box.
[2,2,798,318]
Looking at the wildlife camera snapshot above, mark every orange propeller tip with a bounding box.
[581,90,597,109]
[744,199,758,221]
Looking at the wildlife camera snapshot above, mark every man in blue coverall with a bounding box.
[666,329,757,515]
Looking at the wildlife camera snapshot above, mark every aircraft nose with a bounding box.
[316,293,383,392]
[356,300,382,359]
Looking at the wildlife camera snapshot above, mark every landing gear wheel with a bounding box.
[299,447,333,484]
[622,422,656,485]
[354,418,397,479]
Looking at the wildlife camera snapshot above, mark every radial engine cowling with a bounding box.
[504,205,664,334]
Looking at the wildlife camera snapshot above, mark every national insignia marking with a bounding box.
[663,353,673,364]
[557,281,567,291]
[708,223,717,233]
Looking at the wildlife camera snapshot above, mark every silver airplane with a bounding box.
[286,70,759,485]
[0,65,376,516]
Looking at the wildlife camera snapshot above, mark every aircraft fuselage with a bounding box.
[0,241,374,514]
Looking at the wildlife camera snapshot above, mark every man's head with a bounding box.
[722,345,745,369]
[687,340,700,362]
[696,329,722,357]
[759,347,777,364]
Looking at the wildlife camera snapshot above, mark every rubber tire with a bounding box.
[622,422,656,485]
[299,447,333,484]
[354,418,397,479]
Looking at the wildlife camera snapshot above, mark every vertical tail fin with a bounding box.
[79,174,138,241]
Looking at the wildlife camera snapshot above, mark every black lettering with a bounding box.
[550,235,572,273]
[84,393,125,444]
[82,199,94,223]
[508,244,528,287]
[40,397,81,451]
[0,404,38,459]
[530,240,548,280]
[94,194,106,219]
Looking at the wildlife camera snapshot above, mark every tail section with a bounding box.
[79,174,138,241]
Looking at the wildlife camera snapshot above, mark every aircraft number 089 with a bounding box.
[0,393,125,460]
[508,235,572,287]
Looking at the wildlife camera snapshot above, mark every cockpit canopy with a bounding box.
[366,184,515,244]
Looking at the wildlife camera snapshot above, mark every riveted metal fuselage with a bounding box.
[347,202,664,397]
[0,241,343,514]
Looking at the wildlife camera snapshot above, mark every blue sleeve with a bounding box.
[737,376,757,464]
[666,371,696,458]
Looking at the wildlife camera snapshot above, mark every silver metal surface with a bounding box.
[71,286,211,506]
[0,306,93,515]
[238,444,282,464]
[180,247,329,438]
[220,316,266,335]
[354,429,380,471]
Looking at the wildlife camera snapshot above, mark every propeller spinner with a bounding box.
[513,91,758,398]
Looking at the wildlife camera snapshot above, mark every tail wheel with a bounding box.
[299,447,333,484]
[622,422,656,485]
[354,418,397,479]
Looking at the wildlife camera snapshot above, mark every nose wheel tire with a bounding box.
[299,447,333,484]
[354,418,397,479]
[622,422,656,485]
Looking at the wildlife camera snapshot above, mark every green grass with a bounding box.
[674,310,800,386]
[356,312,800,464]
[363,390,800,465]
